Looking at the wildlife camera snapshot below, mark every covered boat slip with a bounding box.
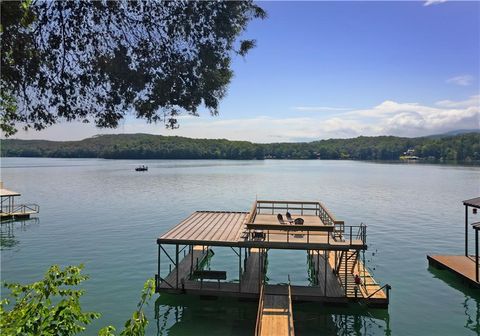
[155,200,389,308]
[428,197,480,287]
[0,182,39,221]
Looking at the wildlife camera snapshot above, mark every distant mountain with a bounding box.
[1,132,479,162]
[425,129,479,139]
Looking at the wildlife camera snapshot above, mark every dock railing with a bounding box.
[255,281,266,336]
[287,275,295,336]
[246,223,367,247]
[0,204,40,215]
[254,200,323,217]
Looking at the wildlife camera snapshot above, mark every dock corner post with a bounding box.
[239,247,242,292]
[175,244,179,289]
[344,250,348,297]
[157,243,161,292]
[324,249,327,297]
[466,205,469,257]
[476,230,479,282]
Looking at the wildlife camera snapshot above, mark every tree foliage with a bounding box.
[0,265,100,335]
[0,0,266,136]
[0,265,156,336]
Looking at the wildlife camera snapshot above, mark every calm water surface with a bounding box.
[1,158,479,335]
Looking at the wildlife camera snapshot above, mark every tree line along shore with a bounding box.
[1,132,479,162]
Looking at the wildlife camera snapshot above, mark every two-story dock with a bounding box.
[155,200,390,316]
[0,182,39,221]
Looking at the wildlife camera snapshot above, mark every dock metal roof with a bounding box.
[0,188,21,197]
[464,197,480,209]
[158,211,248,245]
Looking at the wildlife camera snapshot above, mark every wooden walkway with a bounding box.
[256,285,294,336]
[160,246,209,289]
[242,248,264,293]
[428,255,480,288]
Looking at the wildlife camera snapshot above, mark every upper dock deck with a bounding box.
[158,200,366,250]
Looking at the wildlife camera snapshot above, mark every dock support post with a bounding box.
[190,245,194,277]
[157,244,161,291]
[466,205,469,257]
[344,250,348,296]
[175,244,179,289]
[324,250,327,297]
[239,247,242,292]
[476,229,479,282]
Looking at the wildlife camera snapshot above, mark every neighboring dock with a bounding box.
[0,182,39,221]
[427,197,480,288]
[428,255,480,288]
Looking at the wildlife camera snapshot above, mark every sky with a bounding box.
[13,0,480,143]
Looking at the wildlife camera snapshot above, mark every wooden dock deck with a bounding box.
[427,255,480,288]
[256,285,294,336]
[159,246,209,290]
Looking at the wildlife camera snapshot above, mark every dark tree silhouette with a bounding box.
[0,0,266,136]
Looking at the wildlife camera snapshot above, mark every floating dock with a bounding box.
[155,200,391,333]
[428,255,480,288]
[0,182,39,221]
[427,197,480,288]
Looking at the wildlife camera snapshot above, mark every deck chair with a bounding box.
[286,212,294,223]
[294,217,304,225]
[277,213,287,224]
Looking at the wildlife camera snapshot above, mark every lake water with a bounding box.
[1,158,479,335]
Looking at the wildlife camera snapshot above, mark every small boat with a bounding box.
[135,165,148,172]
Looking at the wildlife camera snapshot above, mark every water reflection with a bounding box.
[0,218,39,250]
[154,294,391,336]
[428,265,480,335]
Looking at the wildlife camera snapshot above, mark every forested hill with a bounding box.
[1,132,479,162]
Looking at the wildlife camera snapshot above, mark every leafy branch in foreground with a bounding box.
[99,278,155,336]
[0,265,155,336]
[0,264,100,335]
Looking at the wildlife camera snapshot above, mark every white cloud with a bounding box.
[292,106,353,112]
[446,74,474,86]
[10,95,479,142]
[424,0,447,6]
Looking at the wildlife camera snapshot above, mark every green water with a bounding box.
[1,158,479,335]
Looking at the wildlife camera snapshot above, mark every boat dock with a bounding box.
[0,182,39,221]
[427,197,480,287]
[155,200,390,333]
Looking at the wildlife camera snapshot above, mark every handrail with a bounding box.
[255,282,266,336]
[367,284,391,299]
[287,277,295,336]
[0,204,40,214]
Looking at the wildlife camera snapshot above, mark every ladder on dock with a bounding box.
[255,283,295,336]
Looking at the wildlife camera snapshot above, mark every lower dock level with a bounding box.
[427,255,480,288]
[156,245,390,307]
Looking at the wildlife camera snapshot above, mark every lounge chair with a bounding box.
[277,214,287,224]
[286,212,294,223]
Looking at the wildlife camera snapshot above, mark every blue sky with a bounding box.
[16,0,480,142]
